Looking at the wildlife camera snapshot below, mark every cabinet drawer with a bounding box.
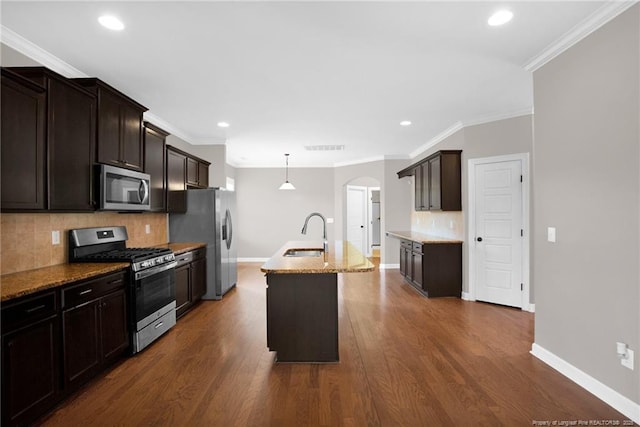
[175,251,194,267]
[412,242,423,253]
[1,291,58,332]
[62,271,127,309]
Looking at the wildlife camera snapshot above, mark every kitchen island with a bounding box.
[261,241,374,363]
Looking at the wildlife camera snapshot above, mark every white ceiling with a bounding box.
[0,1,621,167]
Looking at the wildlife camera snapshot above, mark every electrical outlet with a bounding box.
[51,230,60,245]
[622,349,634,370]
[449,220,454,229]
[145,224,151,234]
[326,218,334,224]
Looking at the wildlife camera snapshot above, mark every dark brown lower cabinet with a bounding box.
[266,273,339,363]
[399,241,462,297]
[1,272,129,426]
[191,257,207,300]
[62,299,101,390]
[1,291,60,426]
[175,248,207,319]
[62,272,128,391]
[175,264,191,317]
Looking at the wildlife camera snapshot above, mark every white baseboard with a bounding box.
[379,263,399,270]
[525,303,535,313]
[238,258,268,263]
[531,343,640,423]
[461,292,474,301]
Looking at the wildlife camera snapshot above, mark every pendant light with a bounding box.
[278,153,295,190]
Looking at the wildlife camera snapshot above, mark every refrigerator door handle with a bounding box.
[225,209,233,250]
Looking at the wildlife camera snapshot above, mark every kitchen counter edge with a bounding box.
[1,242,207,302]
[261,240,375,274]
[386,231,463,244]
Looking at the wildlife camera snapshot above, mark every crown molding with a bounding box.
[461,107,532,128]
[0,26,219,148]
[524,1,638,72]
[409,121,463,159]
[1,25,87,77]
[144,112,226,146]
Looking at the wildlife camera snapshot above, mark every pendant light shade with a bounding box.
[279,153,295,190]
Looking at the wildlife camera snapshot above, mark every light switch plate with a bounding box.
[51,230,60,245]
[145,224,151,234]
[547,227,556,243]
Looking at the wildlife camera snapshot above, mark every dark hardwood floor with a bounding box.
[39,262,631,426]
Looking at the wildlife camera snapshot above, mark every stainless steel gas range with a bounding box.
[68,226,177,353]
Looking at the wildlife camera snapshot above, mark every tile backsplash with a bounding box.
[411,210,464,240]
[1,212,168,275]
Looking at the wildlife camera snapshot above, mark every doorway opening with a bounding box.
[344,177,381,259]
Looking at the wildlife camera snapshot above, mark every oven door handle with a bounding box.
[134,261,177,281]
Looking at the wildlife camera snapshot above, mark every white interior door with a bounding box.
[346,185,367,256]
[474,160,523,308]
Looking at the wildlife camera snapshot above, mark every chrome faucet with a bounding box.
[301,212,329,253]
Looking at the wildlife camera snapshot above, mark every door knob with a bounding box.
[476,237,483,242]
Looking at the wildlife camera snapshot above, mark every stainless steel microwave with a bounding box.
[97,164,151,211]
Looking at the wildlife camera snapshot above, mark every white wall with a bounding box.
[235,167,335,259]
[0,43,40,66]
[533,5,639,409]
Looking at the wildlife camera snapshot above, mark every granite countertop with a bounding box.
[386,231,463,244]
[1,242,207,302]
[1,262,129,302]
[261,240,375,274]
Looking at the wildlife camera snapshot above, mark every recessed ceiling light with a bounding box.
[217,122,230,128]
[98,15,125,31]
[400,121,412,126]
[488,10,513,26]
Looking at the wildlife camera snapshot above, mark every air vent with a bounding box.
[304,145,345,151]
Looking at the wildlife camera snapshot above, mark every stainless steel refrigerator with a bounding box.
[169,188,237,299]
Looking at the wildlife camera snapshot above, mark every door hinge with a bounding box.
[520,175,523,182]
[521,229,523,237]
[521,283,523,291]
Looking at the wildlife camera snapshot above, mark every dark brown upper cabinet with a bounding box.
[166,146,187,213]
[74,78,148,172]
[186,155,210,189]
[166,145,210,212]
[1,69,46,211]
[143,122,169,212]
[4,67,97,212]
[398,150,462,212]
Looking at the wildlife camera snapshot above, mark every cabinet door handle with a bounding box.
[79,289,93,296]
[25,304,46,314]
[154,322,164,329]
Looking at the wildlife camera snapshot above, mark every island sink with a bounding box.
[283,248,324,257]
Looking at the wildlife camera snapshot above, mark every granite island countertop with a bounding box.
[261,240,374,274]
[386,231,463,244]
[1,242,206,302]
